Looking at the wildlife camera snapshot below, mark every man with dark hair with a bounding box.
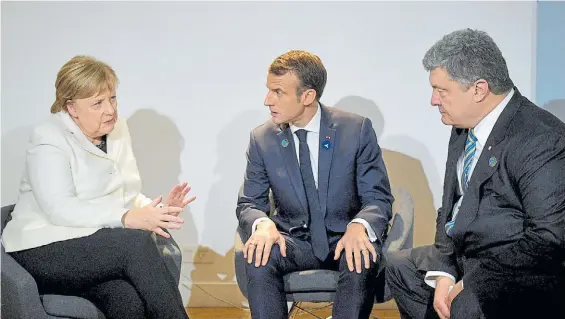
[236,50,394,318]
[386,28,565,319]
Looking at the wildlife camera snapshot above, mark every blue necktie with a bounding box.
[445,129,477,236]
[295,129,330,260]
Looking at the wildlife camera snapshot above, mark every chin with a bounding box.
[271,117,285,125]
[440,115,453,126]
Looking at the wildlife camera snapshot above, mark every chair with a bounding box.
[1,204,183,319]
[234,186,414,306]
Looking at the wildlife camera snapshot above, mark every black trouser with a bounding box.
[385,246,484,319]
[245,234,383,319]
[10,228,188,319]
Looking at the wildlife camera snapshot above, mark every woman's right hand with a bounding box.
[122,196,184,238]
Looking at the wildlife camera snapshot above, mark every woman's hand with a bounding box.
[163,182,196,215]
[123,196,184,238]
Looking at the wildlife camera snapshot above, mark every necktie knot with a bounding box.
[295,129,308,143]
[468,128,477,143]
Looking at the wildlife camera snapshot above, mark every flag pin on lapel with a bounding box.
[281,139,289,148]
[489,156,497,167]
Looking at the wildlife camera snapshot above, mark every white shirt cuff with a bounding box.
[349,218,377,242]
[424,271,456,288]
[251,217,270,235]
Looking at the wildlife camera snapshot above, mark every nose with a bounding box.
[264,91,274,107]
[105,99,116,115]
[430,90,441,106]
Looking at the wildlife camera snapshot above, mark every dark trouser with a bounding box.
[9,228,188,319]
[245,234,382,319]
[385,246,484,319]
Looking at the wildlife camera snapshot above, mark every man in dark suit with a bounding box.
[386,28,565,319]
[236,50,394,319]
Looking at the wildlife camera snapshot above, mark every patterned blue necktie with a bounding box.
[445,129,477,236]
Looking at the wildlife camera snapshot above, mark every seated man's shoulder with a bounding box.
[324,105,367,127]
[250,119,280,137]
[512,103,565,147]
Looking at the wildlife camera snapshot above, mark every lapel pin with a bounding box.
[325,135,331,140]
[321,140,332,150]
[488,146,492,151]
[281,139,289,148]
[489,156,497,167]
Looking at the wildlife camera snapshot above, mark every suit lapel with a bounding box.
[442,128,467,221]
[276,125,308,213]
[55,112,111,159]
[105,123,122,161]
[317,105,336,217]
[453,88,524,240]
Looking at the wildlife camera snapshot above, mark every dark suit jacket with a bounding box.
[427,88,565,317]
[236,104,393,247]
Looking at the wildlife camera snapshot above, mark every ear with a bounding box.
[473,79,489,102]
[66,100,78,118]
[301,89,317,106]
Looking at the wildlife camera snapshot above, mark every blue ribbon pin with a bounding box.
[321,140,332,150]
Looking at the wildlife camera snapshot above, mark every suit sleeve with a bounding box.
[236,130,271,240]
[353,117,394,244]
[463,135,565,301]
[119,121,156,209]
[27,126,128,228]
[428,207,461,279]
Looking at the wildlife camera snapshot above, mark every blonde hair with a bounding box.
[50,56,119,114]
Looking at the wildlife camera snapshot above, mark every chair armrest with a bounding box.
[151,231,182,285]
[234,227,249,298]
[1,250,49,319]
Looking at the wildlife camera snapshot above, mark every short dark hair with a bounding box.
[269,50,327,101]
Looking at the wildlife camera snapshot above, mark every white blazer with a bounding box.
[3,112,153,252]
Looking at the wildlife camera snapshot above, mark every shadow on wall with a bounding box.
[333,96,438,247]
[126,109,198,248]
[1,126,34,206]
[543,99,565,122]
[187,109,267,308]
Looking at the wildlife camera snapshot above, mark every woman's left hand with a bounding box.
[164,182,196,215]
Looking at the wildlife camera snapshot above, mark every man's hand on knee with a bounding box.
[434,276,455,319]
[334,223,377,273]
[243,219,287,267]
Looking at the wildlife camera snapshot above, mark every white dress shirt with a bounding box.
[424,88,515,288]
[252,104,378,242]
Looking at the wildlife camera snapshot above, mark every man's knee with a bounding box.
[384,249,413,285]
[337,251,381,285]
[450,288,483,319]
[245,244,285,281]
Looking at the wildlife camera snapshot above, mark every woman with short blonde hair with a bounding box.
[3,55,193,319]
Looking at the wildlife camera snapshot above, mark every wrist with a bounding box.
[256,219,274,230]
[437,276,455,290]
[122,210,130,227]
[347,222,366,233]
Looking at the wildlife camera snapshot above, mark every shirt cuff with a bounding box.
[251,217,270,235]
[424,271,456,288]
[349,218,377,242]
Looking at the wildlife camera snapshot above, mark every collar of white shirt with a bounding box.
[289,103,321,135]
[472,88,515,147]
